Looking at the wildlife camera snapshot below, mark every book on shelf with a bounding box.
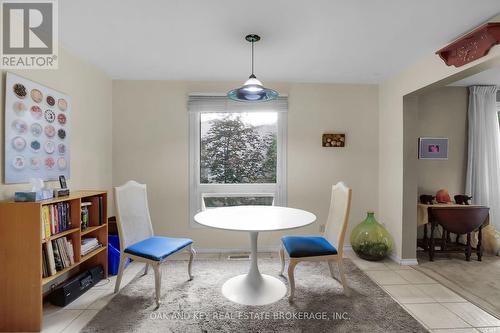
[81,202,91,230]
[52,240,63,271]
[42,246,48,278]
[46,237,75,275]
[98,196,104,225]
[81,237,102,256]
[41,202,72,240]
[56,238,69,268]
[44,241,57,276]
[66,239,75,265]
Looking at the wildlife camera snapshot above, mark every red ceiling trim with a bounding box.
[436,22,500,67]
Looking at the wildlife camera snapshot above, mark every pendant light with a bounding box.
[227,34,278,102]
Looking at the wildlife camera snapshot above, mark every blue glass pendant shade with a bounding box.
[227,75,278,102]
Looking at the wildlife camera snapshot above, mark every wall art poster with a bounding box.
[4,73,71,183]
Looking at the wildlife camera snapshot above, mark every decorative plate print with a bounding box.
[57,113,67,125]
[30,157,41,170]
[44,141,55,154]
[46,95,55,106]
[11,119,28,134]
[30,140,41,153]
[13,84,27,99]
[57,143,66,155]
[57,98,67,111]
[12,156,26,169]
[45,157,55,170]
[12,136,26,151]
[13,101,27,115]
[30,105,42,119]
[57,158,67,170]
[44,125,55,138]
[44,109,55,123]
[57,128,66,139]
[5,73,71,184]
[31,89,43,103]
[30,123,43,137]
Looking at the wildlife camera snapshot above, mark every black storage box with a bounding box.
[49,265,104,307]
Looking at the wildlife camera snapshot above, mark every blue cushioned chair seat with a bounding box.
[281,236,337,258]
[124,236,193,261]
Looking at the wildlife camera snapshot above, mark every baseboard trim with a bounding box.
[196,245,354,254]
[195,246,281,253]
[389,253,419,266]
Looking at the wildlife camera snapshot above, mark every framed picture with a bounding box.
[322,134,345,147]
[4,73,71,184]
[418,137,448,160]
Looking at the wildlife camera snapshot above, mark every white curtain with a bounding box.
[466,86,500,237]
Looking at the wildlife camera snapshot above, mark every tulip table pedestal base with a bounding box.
[221,232,287,306]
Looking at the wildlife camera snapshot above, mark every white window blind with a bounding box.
[188,94,288,113]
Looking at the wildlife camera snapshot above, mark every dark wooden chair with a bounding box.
[427,206,489,261]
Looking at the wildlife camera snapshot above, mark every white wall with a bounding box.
[112,81,379,250]
[0,48,113,207]
[417,87,468,196]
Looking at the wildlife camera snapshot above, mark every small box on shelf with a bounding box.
[15,190,53,202]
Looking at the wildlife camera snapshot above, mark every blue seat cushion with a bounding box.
[124,236,193,261]
[281,236,337,258]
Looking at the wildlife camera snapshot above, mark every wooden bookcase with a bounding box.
[0,191,108,332]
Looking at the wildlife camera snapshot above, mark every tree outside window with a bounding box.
[200,112,277,184]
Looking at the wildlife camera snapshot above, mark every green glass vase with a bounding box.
[350,211,393,261]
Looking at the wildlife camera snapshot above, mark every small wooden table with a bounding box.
[417,203,489,259]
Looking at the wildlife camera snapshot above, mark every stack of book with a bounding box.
[81,237,101,256]
[41,202,72,240]
[42,238,75,277]
[97,196,104,225]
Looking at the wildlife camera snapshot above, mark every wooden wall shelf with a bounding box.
[436,22,500,67]
[0,191,108,332]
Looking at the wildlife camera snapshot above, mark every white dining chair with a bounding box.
[113,180,195,307]
[279,182,352,301]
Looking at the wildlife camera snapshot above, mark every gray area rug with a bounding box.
[83,258,427,333]
[415,253,500,319]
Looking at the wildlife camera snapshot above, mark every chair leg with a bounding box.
[337,259,350,296]
[188,246,196,280]
[287,259,298,302]
[153,263,162,307]
[327,260,335,278]
[279,246,285,276]
[143,264,149,276]
[114,254,127,293]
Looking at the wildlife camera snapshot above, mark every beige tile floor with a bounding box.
[40,251,500,333]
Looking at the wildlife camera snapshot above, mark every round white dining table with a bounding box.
[194,205,316,306]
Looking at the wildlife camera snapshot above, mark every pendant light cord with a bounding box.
[251,40,254,77]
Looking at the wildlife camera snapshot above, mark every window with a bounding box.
[497,90,500,128]
[497,98,500,129]
[189,95,287,225]
[497,102,500,128]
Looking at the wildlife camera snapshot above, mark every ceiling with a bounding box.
[451,66,500,86]
[59,0,500,83]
